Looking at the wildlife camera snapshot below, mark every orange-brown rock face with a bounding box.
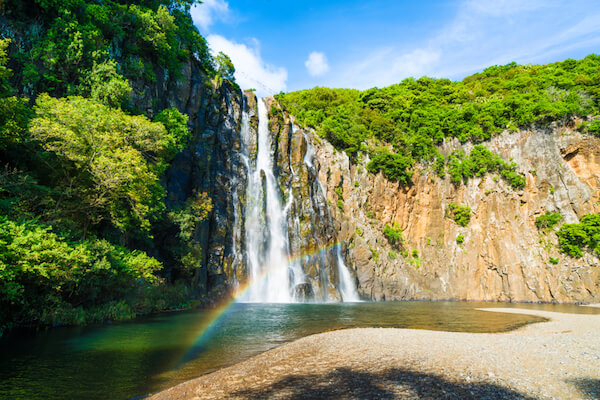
[311,123,600,303]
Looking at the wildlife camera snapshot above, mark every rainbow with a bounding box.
[176,242,345,366]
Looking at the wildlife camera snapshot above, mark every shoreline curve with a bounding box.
[150,308,600,399]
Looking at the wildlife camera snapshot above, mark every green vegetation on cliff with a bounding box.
[446,145,526,188]
[277,55,600,185]
[0,1,223,334]
[535,211,563,230]
[557,214,600,258]
[446,203,471,227]
[383,223,403,249]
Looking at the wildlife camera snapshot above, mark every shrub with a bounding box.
[366,148,413,184]
[588,120,600,136]
[456,233,465,244]
[0,217,163,330]
[383,222,403,248]
[549,257,559,265]
[446,145,526,188]
[557,214,600,257]
[535,211,562,229]
[446,203,471,227]
[369,247,379,262]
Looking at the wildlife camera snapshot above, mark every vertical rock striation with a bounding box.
[311,119,600,303]
[131,64,598,304]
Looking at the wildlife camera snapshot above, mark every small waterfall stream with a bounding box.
[336,246,360,301]
[239,97,358,303]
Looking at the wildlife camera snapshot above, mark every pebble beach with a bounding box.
[150,308,600,399]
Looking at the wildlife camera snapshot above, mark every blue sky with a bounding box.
[191,0,600,97]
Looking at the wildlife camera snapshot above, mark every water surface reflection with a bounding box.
[0,301,596,400]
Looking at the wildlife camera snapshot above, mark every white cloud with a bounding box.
[190,0,230,32]
[331,48,440,89]
[464,0,551,17]
[207,35,288,97]
[329,0,600,89]
[304,52,330,77]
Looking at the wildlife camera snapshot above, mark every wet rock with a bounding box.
[294,283,314,302]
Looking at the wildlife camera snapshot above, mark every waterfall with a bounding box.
[237,98,359,303]
[336,246,360,302]
[242,99,294,303]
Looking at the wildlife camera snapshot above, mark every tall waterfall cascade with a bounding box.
[238,97,359,303]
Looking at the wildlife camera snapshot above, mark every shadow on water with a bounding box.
[232,367,536,400]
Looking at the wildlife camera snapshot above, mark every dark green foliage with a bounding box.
[5,0,215,98]
[277,56,599,186]
[168,191,213,277]
[0,39,33,150]
[367,148,413,184]
[549,257,559,265]
[446,203,471,227]
[0,39,12,96]
[535,211,563,229]
[446,145,526,188]
[557,214,600,258]
[383,222,403,249]
[0,11,213,333]
[456,233,465,244]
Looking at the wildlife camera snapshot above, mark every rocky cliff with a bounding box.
[129,61,246,296]
[132,67,600,303]
[141,77,345,300]
[308,116,600,303]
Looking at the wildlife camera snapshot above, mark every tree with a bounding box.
[153,107,191,159]
[214,51,235,82]
[84,60,131,108]
[30,94,175,235]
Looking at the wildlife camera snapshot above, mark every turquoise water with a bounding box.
[0,301,597,400]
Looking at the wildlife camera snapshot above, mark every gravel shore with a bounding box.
[150,308,600,399]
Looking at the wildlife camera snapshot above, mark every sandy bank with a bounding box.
[150,308,600,399]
